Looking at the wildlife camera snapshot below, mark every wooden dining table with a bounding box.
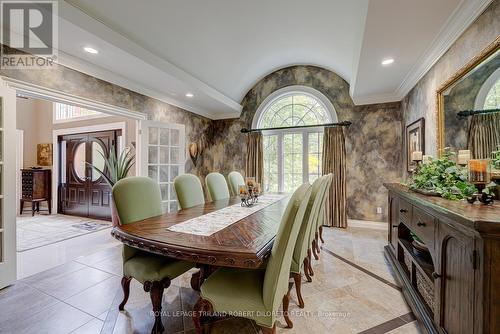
[111,195,290,289]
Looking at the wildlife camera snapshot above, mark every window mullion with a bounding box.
[303,131,308,184]
[278,132,284,192]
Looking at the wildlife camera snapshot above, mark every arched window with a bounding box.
[254,86,336,193]
[475,67,500,110]
[483,78,500,110]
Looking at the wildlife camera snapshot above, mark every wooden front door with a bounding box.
[58,130,121,220]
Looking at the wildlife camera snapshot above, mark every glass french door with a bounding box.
[0,79,17,288]
[139,121,185,213]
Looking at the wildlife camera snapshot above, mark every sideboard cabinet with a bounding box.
[384,183,500,334]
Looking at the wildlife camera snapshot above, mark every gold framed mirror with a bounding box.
[436,36,500,157]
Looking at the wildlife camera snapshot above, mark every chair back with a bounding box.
[262,183,312,311]
[173,174,205,209]
[206,172,230,201]
[112,176,163,225]
[291,176,329,273]
[227,171,245,196]
[308,173,333,244]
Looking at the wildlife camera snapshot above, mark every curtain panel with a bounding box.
[322,126,347,228]
[245,132,264,186]
[467,113,500,159]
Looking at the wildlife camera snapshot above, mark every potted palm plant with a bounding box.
[87,145,135,226]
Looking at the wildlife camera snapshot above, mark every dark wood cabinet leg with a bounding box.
[32,202,36,217]
[36,202,40,212]
[119,276,132,311]
[48,199,52,214]
[20,200,24,215]
[291,272,304,308]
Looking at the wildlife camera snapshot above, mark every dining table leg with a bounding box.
[190,265,218,291]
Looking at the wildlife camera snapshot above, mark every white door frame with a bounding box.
[0,79,17,288]
[16,130,24,216]
[52,122,129,214]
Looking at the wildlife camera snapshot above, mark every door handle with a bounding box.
[432,272,441,279]
[417,221,426,227]
[399,208,407,213]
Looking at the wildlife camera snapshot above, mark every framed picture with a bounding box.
[37,143,53,166]
[406,118,425,172]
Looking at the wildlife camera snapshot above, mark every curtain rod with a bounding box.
[457,108,500,118]
[240,121,352,133]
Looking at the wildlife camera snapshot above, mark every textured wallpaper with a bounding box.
[401,0,500,178]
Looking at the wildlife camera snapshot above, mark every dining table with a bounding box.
[111,194,290,290]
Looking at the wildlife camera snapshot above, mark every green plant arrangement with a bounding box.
[87,145,135,187]
[492,146,500,170]
[409,149,476,200]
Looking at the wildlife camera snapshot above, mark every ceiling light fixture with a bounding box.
[381,58,394,66]
[83,46,98,54]
[185,93,194,98]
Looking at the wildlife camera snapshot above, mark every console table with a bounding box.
[20,169,52,216]
[384,183,500,334]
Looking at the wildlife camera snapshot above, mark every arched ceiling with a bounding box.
[22,0,492,118]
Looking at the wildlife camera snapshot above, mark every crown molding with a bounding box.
[395,0,493,99]
[352,92,401,106]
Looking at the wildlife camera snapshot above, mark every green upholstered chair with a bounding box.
[112,177,194,334]
[192,183,312,334]
[227,171,245,196]
[318,173,333,245]
[290,176,329,308]
[205,172,230,201]
[173,174,205,209]
[309,174,333,263]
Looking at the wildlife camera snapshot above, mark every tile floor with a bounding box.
[1,220,422,334]
[17,214,111,251]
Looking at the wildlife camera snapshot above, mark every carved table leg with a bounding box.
[119,276,132,310]
[291,272,304,308]
[190,269,203,291]
[282,290,293,328]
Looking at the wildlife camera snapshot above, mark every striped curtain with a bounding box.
[467,113,500,158]
[245,132,264,186]
[322,126,347,228]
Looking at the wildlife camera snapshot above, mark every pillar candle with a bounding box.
[411,151,423,161]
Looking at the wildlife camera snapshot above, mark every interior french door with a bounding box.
[139,121,185,213]
[0,80,17,288]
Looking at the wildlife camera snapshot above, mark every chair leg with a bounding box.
[282,290,293,328]
[260,324,276,334]
[291,272,304,308]
[312,239,319,260]
[118,276,132,311]
[193,297,214,334]
[144,279,170,334]
[307,249,314,276]
[315,232,321,254]
[319,225,325,243]
[303,258,312,282]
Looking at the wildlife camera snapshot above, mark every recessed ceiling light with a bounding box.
[83,46,98,54]
[185,93,194,98]
[381,58,394,66]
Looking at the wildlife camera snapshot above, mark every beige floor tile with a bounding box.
[71,318,104,334]
[387,320,422,334]
[65,276,122,316]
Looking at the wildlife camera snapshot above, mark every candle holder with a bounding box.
[239,183,260,207]
[467,159,494,204]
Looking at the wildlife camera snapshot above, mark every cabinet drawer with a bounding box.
[411,206,435,251]
[398,198,412,225]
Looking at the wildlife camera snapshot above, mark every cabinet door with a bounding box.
[388,194,399,250]
[435,222,476,334]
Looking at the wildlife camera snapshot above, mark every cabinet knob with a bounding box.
[432,272,441,279]
[399,208,407,213]
[417,222,426,227]
[392,225,399,228]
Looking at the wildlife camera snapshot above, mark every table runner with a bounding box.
[167,194,288,236]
